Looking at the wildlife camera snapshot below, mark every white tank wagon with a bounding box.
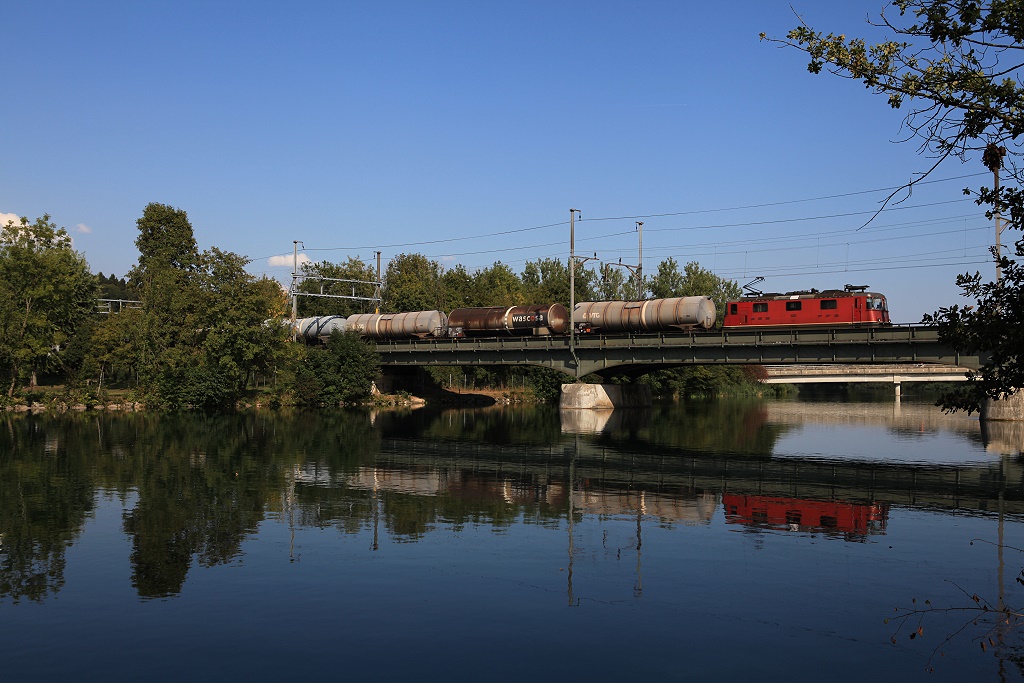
[345,310,448,340]
[294,315,348,343]
[574,297,716,334]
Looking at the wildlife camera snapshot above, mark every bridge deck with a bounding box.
[761,363,971,384]
[376,325,985,378]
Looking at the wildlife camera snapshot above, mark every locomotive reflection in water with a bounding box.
[292,284,890,344]
[722,494,890,541]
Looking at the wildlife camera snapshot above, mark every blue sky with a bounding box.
[1,1,999,322]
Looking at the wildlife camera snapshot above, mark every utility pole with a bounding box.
[291,240,302,328]
[375,250,382,313]
[636,221,643,299]
[984,143,1007,281]
[606,221,644,300]
[570,208,580,362]
[568,209,597,377]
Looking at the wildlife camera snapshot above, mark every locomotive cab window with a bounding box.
[730,304,737,314]
[820,299,837,310]
[866,297,887,311]
[785,301,802,311]
[753,303,768,313]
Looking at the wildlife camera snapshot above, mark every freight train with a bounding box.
[292,285,889,343]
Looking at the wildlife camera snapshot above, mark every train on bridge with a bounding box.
[293,285,890,343]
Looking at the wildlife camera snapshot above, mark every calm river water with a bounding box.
[2,398,1023,681]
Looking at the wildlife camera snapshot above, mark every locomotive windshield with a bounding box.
[865,296,887,311]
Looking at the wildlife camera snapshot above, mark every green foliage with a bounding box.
[766,0,1024,411]
[595,262,629,300]
[95,272,135,301]
[0,215,96,397]
[297,257,379,317]
[382,253,443,312]
[522,257,590,305]
[922,254,1024,413]
[439,264,475,310]
[522,366,571,401]
[133,202,199,274]
[472,261,524,306]
[640,365,768,399]
[293,331,381,406]
[648,257,741,323]
[127,203,290,409]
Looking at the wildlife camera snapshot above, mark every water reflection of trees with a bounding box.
[1,403,1020,603]
[0,410,383,601]
[0,416,95,602]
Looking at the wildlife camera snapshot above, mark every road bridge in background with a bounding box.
[761,363,971,396]
[376,325,985,379]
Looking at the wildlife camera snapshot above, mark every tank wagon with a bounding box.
[294,315,347,343]
[345,310,448,340]
[447,304,569,337]
[573,296,717,334]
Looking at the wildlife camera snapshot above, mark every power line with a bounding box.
[258,173,987,258]
[577,172,989,223]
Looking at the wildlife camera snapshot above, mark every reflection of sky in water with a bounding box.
[773,424,990,465]
[768,401,993,465]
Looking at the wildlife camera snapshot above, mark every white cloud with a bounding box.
[268,253,311,268]
[0,212,20,227]
[74,223,92,234]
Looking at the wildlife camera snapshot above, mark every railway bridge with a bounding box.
[375,325,984,379]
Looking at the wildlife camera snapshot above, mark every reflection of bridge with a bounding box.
[369,430,1024,519]
[376,326,985,377]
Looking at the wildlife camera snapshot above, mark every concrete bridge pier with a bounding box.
[560,383,653,409]
[981,392,1024,421]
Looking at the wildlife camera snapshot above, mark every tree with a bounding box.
[128,203,289,409]
[128,203,200,388]
[472,261,524,306]
[0,215,96,396]
[764,1,1024,412]
[521,257,597,307]
[296,257,379,317]
[439,263,475,310]
[648,258,740,324]
[594,262,628,301]
[95,273,135,302]
[382,253,442,312]
[639,259,743,396]
[293,331,380,406]
[647,257,686,300]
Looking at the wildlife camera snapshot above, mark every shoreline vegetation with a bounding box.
[5,377,958,414]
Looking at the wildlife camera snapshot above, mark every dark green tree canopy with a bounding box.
[382,253,443,312]
[127,203,289,409]
[133,202,199,275]
[0,215,96,396]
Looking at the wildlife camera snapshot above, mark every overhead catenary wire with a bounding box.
[251,173,986,259]
[248,172,1003,290]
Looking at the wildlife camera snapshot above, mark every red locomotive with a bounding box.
[723,284,889,328]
